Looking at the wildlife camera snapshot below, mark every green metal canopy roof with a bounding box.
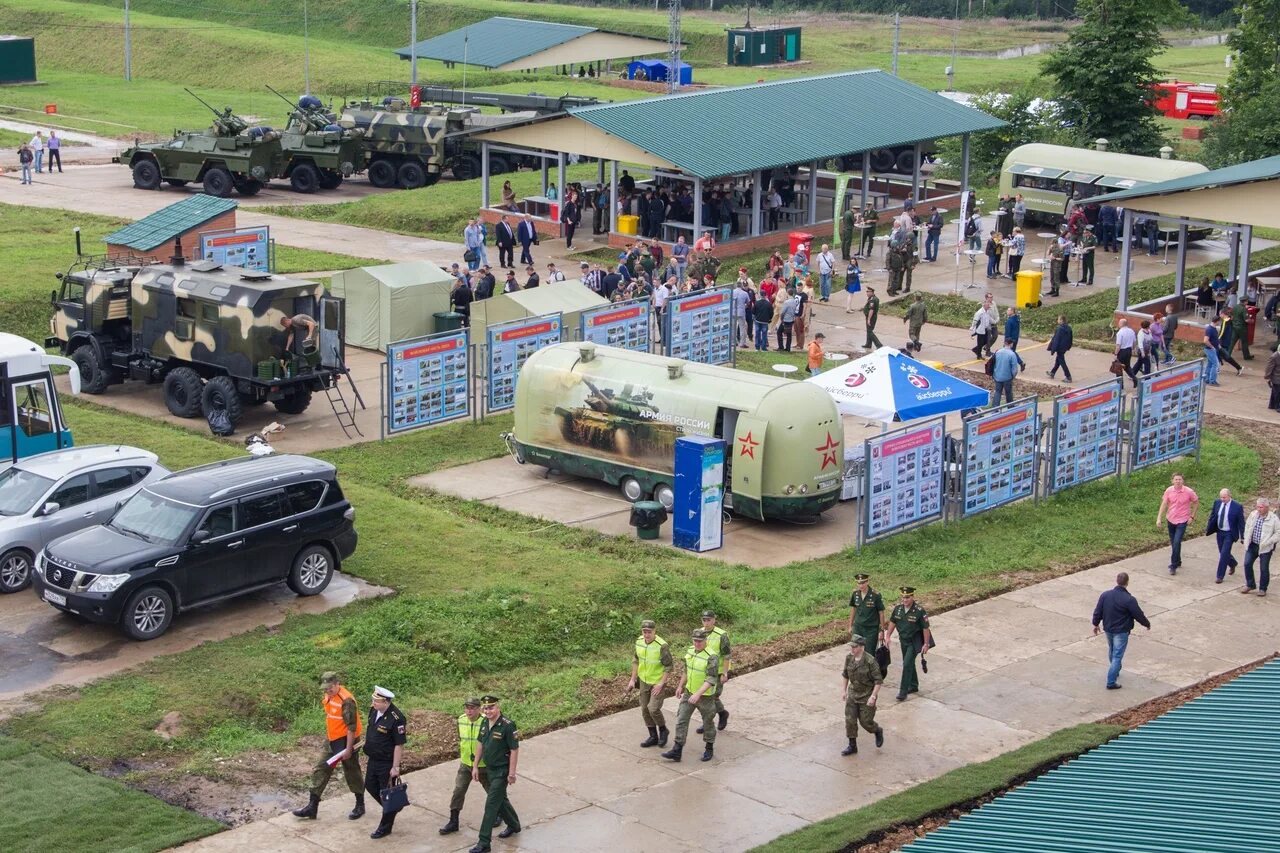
[1090,153,1280,205]
[902,659,1280,853]
[394,16,667,69]
[566,70,1005,180]
[104,195,238,251]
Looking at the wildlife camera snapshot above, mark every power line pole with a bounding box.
[668,0,682,94]
[892,12,900,77]
[124,0,132,82]
[303,0,310,96]
[409,0,418,85]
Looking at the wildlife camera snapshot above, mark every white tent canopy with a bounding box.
[806,346,989,422]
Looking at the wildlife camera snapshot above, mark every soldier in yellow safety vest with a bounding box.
[626,619,673,749]
[438,697,503,836]
[696,610,731,734]
[661,629,721,763]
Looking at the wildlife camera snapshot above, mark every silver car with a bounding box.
[0,445,168,593]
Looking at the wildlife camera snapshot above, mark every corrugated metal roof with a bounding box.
[1091,153,1280,205]
[566,70,1005,180]
[395,17,597,68]
[104,195,237,251]
[902,659,1280,853]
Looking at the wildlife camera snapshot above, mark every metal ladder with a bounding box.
[325,364,366,439]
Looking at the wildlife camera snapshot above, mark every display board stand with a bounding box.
[856,416,947,552]
[381,328,471,438]
[484,312,563,415]
[960,396,1039,518]
[663,286,734,365]
[1128,359,1206,473]
[1047,378,1124,494]
[579,297,652,353]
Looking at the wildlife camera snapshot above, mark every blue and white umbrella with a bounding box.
[806,346,988,422]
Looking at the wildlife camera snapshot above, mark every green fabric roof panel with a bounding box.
[104,195,238,251]
[1091,153,1280,204]
[395,17,597,68]
[902,659,1280,853]
[567,70,1005,179]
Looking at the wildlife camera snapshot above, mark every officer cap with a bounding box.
[464,696,481,707]
[701,610,716,619]
[641,620,656,630]
[1085,224,1095,230]
[855,573,870,581]
[900,586,916,595]
[320,671,340,686]
[850,635,866,646]
[480,694,501,707]
[373,685,394,699]
[691,629,708,640]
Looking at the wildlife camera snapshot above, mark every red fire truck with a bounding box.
[1151,81,1222,120]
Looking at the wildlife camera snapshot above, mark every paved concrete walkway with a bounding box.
[175,536,1280,852]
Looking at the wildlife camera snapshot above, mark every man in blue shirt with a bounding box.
[989,338,1024,407]
[1203,322,1222,386]
[1091,572,1151,689]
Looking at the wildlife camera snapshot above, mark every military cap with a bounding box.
[850,635,866,646]
[1085,224,1095,230]
[701,610,716,619]
[855,573,870,581]
[480,694,500,706]
[463,696,481,707]
[900,586,916,595]
[320,671,340,686]
[373,685,395,699]
[640,620,656,630]
[691,628,708,640]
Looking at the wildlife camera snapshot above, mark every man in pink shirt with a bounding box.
[1156,473,1199,575]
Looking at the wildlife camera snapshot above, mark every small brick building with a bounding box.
[104,195,238,262]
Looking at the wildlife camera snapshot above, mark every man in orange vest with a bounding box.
[293,671,365,820]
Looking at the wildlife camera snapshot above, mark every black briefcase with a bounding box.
[874,644,891,678]
[381,780,409,815]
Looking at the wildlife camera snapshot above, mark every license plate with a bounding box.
[43,590,67,607]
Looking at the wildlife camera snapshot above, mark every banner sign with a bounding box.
[386,330,469,434]
[664,287,733,365]
[962,398,1038,516]
[1049,379,1122,493]
[864,418,945,539]
[580,298,650,352]
[485,313,562,413]
[1131,361,1205,471]
[199,226,270,272]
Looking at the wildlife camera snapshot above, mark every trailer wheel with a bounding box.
[368,159,397,188]
[619,476,644,503]
[163,367,204,418]
[202,167,234,198]
[290,162,320,193]
[132,159,162,190]
[653,483,674,511]
[71,345,118,394]
[397,161,427,190]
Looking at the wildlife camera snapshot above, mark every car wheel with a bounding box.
[201,375,243,426]
[132,159,162,190]
[121,586,173,640]
[71,345,119,394]
[287,545,333,596]
[0,549,33,593]
[203,166,234,198]
[273,388,312,415]
[163,367,204,418]
[290,162,320,193]
[397,161,426,190]
[619,476,644,503]
[368,159,397,188]
[653,483,674,511]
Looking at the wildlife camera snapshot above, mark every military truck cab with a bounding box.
[48,250,345,429]
[0,334,78,469]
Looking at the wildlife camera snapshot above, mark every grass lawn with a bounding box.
[0,735,221,853]
[751,722,1124,853]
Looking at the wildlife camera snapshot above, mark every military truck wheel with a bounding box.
[71,345,118,394]
[165,179,188,187]
[163,367,204,418]
[452,155,482,181]
[290,163,320,193]
[318,170,343,190]
[368,159,397,189]
[203,167,234,198]
[490,155,510,175]
[273,388,313,415]
[201,376,243,426]
[397,161,426,190]
[233,177,263,196]
[421,171,441,188]
[132,159,162,190]
[619,476,644,503]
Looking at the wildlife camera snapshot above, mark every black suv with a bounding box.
[32,454,357,640]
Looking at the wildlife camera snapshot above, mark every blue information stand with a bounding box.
[672,436,725,553]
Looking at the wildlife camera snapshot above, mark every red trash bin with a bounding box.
[788,230,814,262]
[1247,305,1259,344]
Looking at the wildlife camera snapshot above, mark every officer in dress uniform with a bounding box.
[364,686,407,839]
[468,696,521,853]
[884,587,932,701]
[841,636,885,756]
[439,698,502,835]
[696,611,731,734]
[847,573,887,654]
[293,671,365,820]
[661,629,720,763]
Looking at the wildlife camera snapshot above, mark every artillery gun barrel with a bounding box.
[184,87,221,117]
[265,84,297,108]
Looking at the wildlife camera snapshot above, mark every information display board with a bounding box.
[962,398,1038,516]
[485,313,562,413]
[1049,379,1122,493]
[199,226,270,272]
[385,330,469,434]
[580,298,651,352]
[664,287,733,365]
[1131,361,1205,471]
[864,418,945,540]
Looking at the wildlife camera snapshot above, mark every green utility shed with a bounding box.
[0,36,37,84]
[726,26,801,67]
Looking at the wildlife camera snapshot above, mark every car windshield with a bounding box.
[0,467,55,516]
[108,489,199,546]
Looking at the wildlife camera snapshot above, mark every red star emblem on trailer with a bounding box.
[815,432,840,470]
[738,431,759,460]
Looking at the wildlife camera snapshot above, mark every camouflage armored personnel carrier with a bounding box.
[270,89,366,191]
[46,241,346,427]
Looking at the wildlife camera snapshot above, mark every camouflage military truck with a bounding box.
[46,243,345,427]
[338,97,464,189]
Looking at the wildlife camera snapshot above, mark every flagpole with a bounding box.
[462,34,468,107]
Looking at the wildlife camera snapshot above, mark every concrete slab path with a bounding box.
[172,535,1280,852]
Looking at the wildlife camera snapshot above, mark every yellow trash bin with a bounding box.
[1015,270,1043,309]
[618,214,640,236]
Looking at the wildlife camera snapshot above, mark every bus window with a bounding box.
[13,380,54,439]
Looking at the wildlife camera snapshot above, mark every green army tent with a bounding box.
[329,261,456,351]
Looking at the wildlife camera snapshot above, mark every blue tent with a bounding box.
[626,59,693,85]
[807,346,989,422]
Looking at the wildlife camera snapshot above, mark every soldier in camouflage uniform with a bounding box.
[902,231,920,293]
[904,293,928,352]
[886,242,906,297]
[661,629,720,763]
[841,636,885,755]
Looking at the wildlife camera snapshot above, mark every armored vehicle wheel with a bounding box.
[273,388,313,415]
[368,159,397,188]
[896,150,917,174]
[165,179,189,187]
[203,167,234,198]
[490,155,510,175]
[452,154,482,181]
[132,159,162,190]
[201,376,244,426]
[318,169,343,189]
[71,345,119,394]
[397,161,426,189]
[233,177,263,196]
[653,483,674,511]
[869,149,895,173]
[163,367,204,418]
[290,162,320,193]
[620,476,644,503]
[421,171,441,187]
